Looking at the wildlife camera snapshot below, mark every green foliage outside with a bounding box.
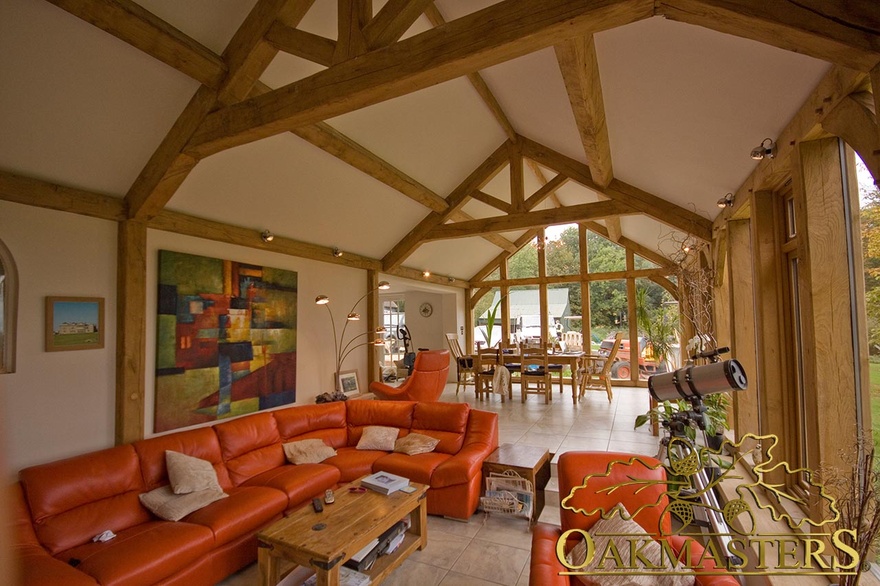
[863,187,880,457]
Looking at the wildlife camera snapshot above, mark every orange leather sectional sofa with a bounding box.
[10,399,499,586]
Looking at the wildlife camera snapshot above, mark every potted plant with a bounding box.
[634,393,731,445]
[478,296,504,349]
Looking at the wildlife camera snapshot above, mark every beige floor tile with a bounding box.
[559,436,610,451]
[474,514,533,550]
[381,559,447,586]
[449,539,530,585]
[439,571,505,586]
[409,528,470,569]
[517,432,564,453]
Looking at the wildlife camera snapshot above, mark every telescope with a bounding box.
[648,348,747,403]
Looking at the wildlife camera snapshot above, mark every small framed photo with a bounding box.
[45,296,104,352]
[338,370,360,396]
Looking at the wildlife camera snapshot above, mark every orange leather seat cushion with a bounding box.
[214,413,285,486]
[373,452,451,485]
[242,463,340,508]
[182,486,287,546]
[58,521,214,586]
[324,448,386,482]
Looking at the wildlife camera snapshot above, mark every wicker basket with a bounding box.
[481,470,533,518]
[480,491,523,514]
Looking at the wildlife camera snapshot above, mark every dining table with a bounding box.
[498,350,588,404]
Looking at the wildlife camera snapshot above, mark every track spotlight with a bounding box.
[750,138,776,160]
[260,230,274,243]
[422,271,431,278]
[716,193,734,209]
[331,247,343,258]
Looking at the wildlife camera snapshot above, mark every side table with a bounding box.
[481,443,551,524]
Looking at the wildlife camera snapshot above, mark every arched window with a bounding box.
[0,237,18,374]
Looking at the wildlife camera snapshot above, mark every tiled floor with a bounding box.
[220,382,660,586]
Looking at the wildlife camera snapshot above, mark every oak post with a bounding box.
[116,219,147,444]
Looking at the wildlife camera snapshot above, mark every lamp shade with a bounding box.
[315,295,330,305]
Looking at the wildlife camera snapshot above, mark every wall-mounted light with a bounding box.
[260,230,274,243]
[716,193,734,209]
[332,247,343,258]
[447,276,455,283]
[422,270,431,278]
[750,138,777,160]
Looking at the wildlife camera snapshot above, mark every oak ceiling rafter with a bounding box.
[182,0,654,158]
[657,0,880,73]
[424,200,632,241]
[821,92,880,181]
[382,140,512,272]
[124,0,316,221]
[519,136,713,241]
[0,169,125,221]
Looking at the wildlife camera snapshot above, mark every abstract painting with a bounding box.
[155,250,297,432]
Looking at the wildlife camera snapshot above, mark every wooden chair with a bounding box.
[520,349,551,404]
[473,348,502,402]
[580,332,622,402]
[445,333,474,395]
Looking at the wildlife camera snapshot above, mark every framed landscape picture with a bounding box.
[338,370,360,396]
[45,296,104,352]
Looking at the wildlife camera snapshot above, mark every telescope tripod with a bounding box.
[658,398,744,581]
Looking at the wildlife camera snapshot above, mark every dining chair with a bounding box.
[520,348,551,404]
[580,331,623,402]
[474,348,502,401]
[445,333,474,395]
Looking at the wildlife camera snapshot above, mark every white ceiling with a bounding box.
[0,0,833,281]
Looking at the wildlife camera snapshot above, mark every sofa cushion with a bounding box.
[58,520,215,586]
[283,439,336,464]
[133,427,232,491]
[324,447,387,482]
[139,486,228,522]
[181,486,287,546]
[412,402,470,454]
[243,463,340,509]
[166,451,223,494]
[19,445,151,556]
[345,400,414,446]
[214,413,285,485]
[373,452,451,485]
[274,402,348,449]
[356,426,399,451]
[394,433,440,456]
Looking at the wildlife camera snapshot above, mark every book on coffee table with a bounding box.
[361,471,410,495]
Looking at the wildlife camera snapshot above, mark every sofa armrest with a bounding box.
[431,410,498,487]
[529,522,570,586]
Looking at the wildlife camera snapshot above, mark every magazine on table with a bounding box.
[361,471,410,495]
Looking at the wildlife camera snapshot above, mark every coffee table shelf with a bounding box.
[257,479,428,586]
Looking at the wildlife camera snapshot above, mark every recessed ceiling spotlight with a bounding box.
[750,138,777,160]
[716,193,734,209]
[331,247,343,258]
[260,230,274,243]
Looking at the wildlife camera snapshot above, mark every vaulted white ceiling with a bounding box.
[0,0,835,281]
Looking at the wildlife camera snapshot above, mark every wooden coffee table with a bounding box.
[257,478,428,586]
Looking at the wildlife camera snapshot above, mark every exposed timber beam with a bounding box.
[519,136,713,241]
[714,65,868,230]
[334,0,370,63]
[478,266,671,288]
[363,0,436,50]
[469,230,541,282]
[657,0,880,72]
[0,170,125,221]
[524,173,569,211]
[125,0,311,220]
[470,190,513,214]
[45,0,227,89]
[425,200,631,241]
[382,140,511,271]
[555,35,614,187]
[822,93,880,181]
[266,23,336,67]
[606,217,622,242]
[184,0,653,157]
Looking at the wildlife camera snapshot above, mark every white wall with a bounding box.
[0,200,376,475]
[0,201,117,477]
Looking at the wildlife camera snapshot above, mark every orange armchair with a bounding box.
[369,349,450,401]
[530,451,739,586]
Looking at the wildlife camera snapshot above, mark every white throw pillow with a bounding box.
[566,506,694,586]
[356,426,399,451]
[166,450,223,494]
[140,485,227,521]
[283,439,337,464]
